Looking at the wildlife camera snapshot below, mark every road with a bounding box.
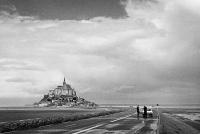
[8,109,159,134]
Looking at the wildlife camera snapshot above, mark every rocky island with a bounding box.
[34,77,97,108]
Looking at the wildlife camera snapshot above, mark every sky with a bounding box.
[0,0,200,106]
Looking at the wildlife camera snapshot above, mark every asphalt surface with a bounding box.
[8,109,159,134]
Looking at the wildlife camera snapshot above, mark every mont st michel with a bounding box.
[34,77,97,108]
[0,0,200,133]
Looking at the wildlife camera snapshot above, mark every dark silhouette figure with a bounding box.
[137,105,140,117]
[143,106,147,118]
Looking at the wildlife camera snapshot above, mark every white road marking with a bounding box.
[110,114,133,123]
[72,124,104,134]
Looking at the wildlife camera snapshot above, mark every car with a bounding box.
[139,106,153,117]
[147,107,153,117]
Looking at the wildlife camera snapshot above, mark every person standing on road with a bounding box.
[143,106,147,118]
[137,105,140,117]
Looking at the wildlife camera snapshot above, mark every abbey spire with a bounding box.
[63,77,66,86]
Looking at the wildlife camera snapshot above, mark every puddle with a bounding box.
[150,120,158,130]
[105,124,120,128]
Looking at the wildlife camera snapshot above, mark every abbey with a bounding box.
[48,77,77,101]
[35,77,97,108]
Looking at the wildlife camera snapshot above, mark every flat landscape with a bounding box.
[1,106,200,134]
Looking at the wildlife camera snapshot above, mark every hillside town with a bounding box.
[34,78,97,108]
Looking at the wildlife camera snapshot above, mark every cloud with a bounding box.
[0,58,45,71]
[0,0,200,106]
[175,0,200,15]
[0,0,128,20]
[6,77,34,83]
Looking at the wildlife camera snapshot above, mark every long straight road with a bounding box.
[8,109,159,134]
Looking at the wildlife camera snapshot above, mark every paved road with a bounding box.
[8,109,159,134]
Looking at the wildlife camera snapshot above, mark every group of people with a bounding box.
[136,105,148,118]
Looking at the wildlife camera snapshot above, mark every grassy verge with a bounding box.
[0,109,122,133]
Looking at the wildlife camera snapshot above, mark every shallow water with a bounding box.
[175,113,200,121]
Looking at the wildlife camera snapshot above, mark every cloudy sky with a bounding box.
[0,0,200,106]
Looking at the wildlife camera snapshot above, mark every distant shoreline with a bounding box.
[0,107,108,111]
[0,103,200,110]
[99,104,200,109]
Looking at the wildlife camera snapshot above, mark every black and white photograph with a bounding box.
[0,0,200,133]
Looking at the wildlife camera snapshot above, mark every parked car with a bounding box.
[147,107,153,117]
[139,106,153,117]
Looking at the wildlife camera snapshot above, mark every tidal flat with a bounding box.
[159,107,200,134]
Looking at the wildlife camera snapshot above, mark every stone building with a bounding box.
[36,77,97,108]
[47,77,77,102]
